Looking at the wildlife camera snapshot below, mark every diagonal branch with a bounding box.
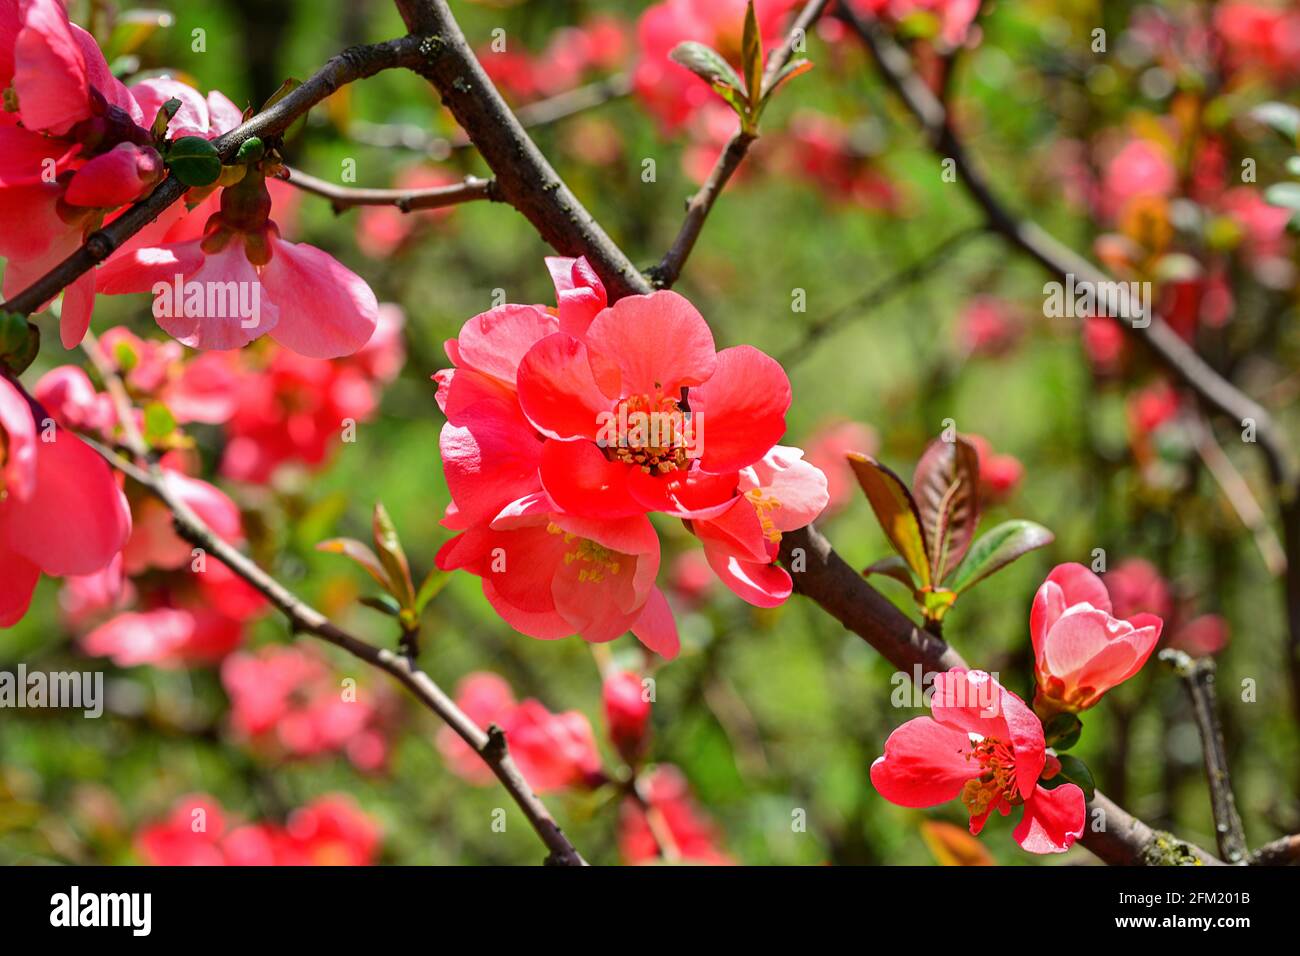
[650,0,833,288]
[0,35,431,318]
[1160,650,1249,864]
[778,524,1224,865]
[76,335,586,867]
[282,166,497,213]
[839,7,1296,494]
[393,0,649,299]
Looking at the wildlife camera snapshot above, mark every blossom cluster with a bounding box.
[1,0,379,357]
[433,257,829,658]
[135,793,380,866]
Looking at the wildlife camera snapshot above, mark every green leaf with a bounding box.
[1047,754,1096,801]
[919,587,958,622]
[669,42,745,96]
[760,58,813,109]
[1043,713,1083,751]
[106,9,174,59]
[166,135,221,187]
[260,77,302,113]
[316,537,393,592]
[741,0,763,108]
[1265,181,1300,213]
[360,594,402,617]
[847,452,932,587]
[861,554,917,590]
[0,312,39,374]
[912,436,981,583]
[946,520,1055,594]
[1251,102,1300,142]
[142,402,177,446]
[151,97,182,139]
[414,566,452,614]
[235,136,265,165]
[372,503,415,608]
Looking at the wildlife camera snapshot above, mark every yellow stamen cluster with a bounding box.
[745,488,784,543]
[605,394,694,475]
[959,736,1021,819]
[548,522,621,584]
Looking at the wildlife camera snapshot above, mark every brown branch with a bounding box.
[282,166,497,213]
[393,0,649,299]
[344,72,632,159]
[1160,650,1249,864]
[651,0,832,288]
[779,524,1224,865]
[0,35,431,318]
[839,7,1296,495]
[77,337,586,866]
[1248,833,1300,866]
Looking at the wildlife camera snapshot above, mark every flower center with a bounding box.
[601,394,696,475]
[960,735,1021,818]
[548,522,621,584]
[745,488,784,543]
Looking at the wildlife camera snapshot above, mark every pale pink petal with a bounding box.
[261,238,377,358]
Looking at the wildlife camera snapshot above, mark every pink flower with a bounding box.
[1101,138,1176,221]
[436,672,605,794]
[355,166,459,258]
[1103,558,1174,622]
[221,646,391,772]
[1031,563,1163,715]
[135,793,380,866]
[871,669,1086,854]
[516,289,790,520]
[691,445,828,607]
[1168,614,1230,657]
[604,670,652,762]
[849,0,982,49]
[619,764,733,864]
[97,165,378,358]
[1,375,131,627]
[803,418,877,518]
[965,433,1023,503]
[957,296,1024,358]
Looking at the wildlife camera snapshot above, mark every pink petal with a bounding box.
[439,404,543,528]
[0,376,38,501]
[13,0,90,134]
[206,90,244,136]
[631,587,680,659]
[59,270,94,348]
[688,345,790,473]
[96,242,207,294]
[261,238,377,358]
[131,76,210,138]
[869,716,979,808]
[0,547,40,628]
[1030,579,1068,666]
[1048,562,1112,613]
[538,439,642,518]
[545,255,607,336]
[516,332,612,440]
[63,143,160,208]
[1014,784,1086,854]
[0,124,80,186]
[702,541,792,608]
[155,242,278,350]
[746,445,829,531]
[3,426,131,576]
[454,304,558,387]
[625,464,738,519]
[584,290,717,396]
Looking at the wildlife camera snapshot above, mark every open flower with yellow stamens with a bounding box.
[870,669,1086,854]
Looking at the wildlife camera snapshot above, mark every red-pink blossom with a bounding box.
[957,295,1024,358]
[1031,563,1163,715]
[619,764,733,864]
[871,669,1086,853]
[804,418,878,518]
[1,375,131,627]
[849,0,982,49]
[1103,558,1174,622]
[221,646,391,772]
[436,672,605,794]
[966,434,1023,503]
[604,670,652,762]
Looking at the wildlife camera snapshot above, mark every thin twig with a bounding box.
[1247,833,1300,865]
[1190,414,1287,577]
[0,35,431,318]
[73,343,587,867]
[778,225,983,365]
[839,7,1296,495]
[779,524,1224,865]
[282,166,497,213]
[1160,649,1249,864]
[344,72,632,159]
[650,0,832,287]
